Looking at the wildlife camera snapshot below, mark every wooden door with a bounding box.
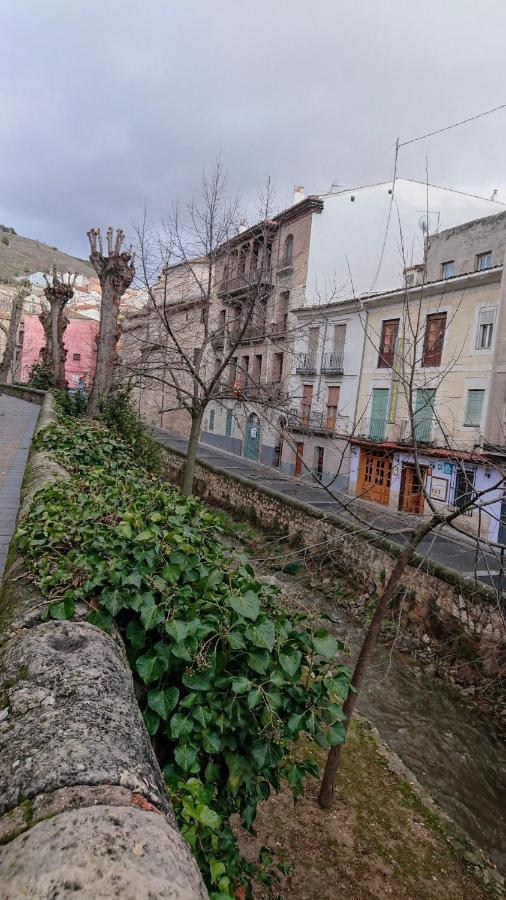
[294,442,304,476]
[357,450,392,505]
[301,384,313,424]
[399,464,426,514]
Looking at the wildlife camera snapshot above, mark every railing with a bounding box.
[217,269,272,299]
[220,380,287,403]
[398,418,434,445]
[356,418,388,442]
[239,324,266,344]
[287,408,348,435]
[321,351,344,374]
[270,321,287,341]
[295,352,317,375]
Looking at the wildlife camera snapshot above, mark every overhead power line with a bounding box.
[400,102,506,147]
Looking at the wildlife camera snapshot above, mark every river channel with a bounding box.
[275,574,506,874]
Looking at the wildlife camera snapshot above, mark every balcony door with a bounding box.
[414,389,435,443]
[244,413,261,460]
[369,388,389,440]
[301,384,313,425]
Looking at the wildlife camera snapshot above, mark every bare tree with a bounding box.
[40,266,76,388]
[128,162,299,495]
[0,285,29,383]
[86,227,135,418]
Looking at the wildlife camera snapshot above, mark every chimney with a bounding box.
[293,185,305,205]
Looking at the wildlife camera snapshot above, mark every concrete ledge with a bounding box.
[0,395,207,898]
[0,383,45,405]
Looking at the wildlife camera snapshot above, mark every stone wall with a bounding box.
[161,446,505,645]
[0,382,45,404]
[0,396,207,898]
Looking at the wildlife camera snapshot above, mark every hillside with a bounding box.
[0,227,93,280]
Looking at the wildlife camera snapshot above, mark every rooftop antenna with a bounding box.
[490,189,498,201]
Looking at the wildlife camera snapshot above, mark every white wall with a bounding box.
[305,180,506,303]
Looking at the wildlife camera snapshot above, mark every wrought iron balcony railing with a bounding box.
[217,269,273,300]
[295,352,317,375]
[321,351,344,375]
[287,408,348,435]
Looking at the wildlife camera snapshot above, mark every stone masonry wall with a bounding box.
[0,396,207,899]
[161,448,505,646]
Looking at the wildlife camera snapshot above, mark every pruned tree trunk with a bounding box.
[318,518,439,809]
[41,267,74,388]
[86,227,135,418]
[0,287,28,383]
[182,408,204,495]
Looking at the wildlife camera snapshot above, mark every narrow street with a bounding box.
[153,426,504,590]
[0,394,40,578]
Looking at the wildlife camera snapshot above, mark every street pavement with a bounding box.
[152,425,504,591]
[0,393,40,578]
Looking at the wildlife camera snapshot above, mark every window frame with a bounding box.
[377,318,399,369]
[421,311,447,368]
[463,389,485,428]
[476,251,492,271]
[441,260,455,279]
[283,234,294,265]
[475,307,496,350]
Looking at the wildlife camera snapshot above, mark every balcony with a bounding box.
[397,418,435,446]
[287,408,348,436]
[239,324,267,345]
[321,351,344,375]
[355,418,438,445]
[295,352,317,375]
[356,418,388,442]
[270,321,287,342]
[217,269,273,301]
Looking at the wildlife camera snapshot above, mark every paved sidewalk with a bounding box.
[153,425,504,590]
[0,394,40,578]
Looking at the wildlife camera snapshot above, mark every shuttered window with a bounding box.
[464,390,485,427]
[476,308,496,349]
[422,312,446,367]
[378,319,399,368]
[326,386,340,429]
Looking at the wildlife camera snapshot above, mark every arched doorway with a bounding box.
[244,413,261,460]
[272,415,286,468]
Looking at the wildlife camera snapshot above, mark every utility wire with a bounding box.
[399,101,506,147]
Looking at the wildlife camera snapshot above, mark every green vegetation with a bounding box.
[15,404,350,898]
[27,360,54,390]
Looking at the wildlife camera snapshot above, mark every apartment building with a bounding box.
[206,180,504,464]
[348,211,506,541]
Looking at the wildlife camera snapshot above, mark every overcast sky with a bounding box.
[1,0,506,258]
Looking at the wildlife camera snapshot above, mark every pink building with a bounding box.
[21,313,98,387]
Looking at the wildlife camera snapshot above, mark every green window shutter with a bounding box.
[465,390,485,427]
[369,388,389,439]
[414,389,436,442]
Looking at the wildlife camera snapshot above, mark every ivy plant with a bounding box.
[16,413,351,898]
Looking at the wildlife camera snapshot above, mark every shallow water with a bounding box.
[275,575,506,874]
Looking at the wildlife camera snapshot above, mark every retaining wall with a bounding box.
[0,396,207,899]
[160,447,505,645]
[0,382,45,405]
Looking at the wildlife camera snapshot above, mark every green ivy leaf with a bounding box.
[135,650,168,684]
[182,670,213,691]
[231,676,252,694]
[245,619,275,652]
[203,731,222,754]
[49,597,76,620]
[247,688,262,709]
[228,590,260,621]
[279,649,301,677]
[143,708,160,735]
[246,649,269,674]
[175,743,198,771]
[147,687,179,720]
[312,629,340,659]
[87,607,113,632]
[140,599,165,631]
[170,712,194,738]
[135,529,154,542]
[116,522,132,538]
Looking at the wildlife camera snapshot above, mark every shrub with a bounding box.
[1,236,9,246]
[52,388,88,418]
[18,415,350,897]
[27,360,53,390]
[99,384,163,473]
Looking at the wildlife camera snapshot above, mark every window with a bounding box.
[476,252,492,271]
[378,319,399,368]
[278,291,290,327]
[228,358,237,386]
[301,384,313,424]
[422,312,446,367]
[464,389,485,427]
[271,352,283,382]
[326,386,340,429]
[252,354,262,382]
[208,409,215,431]
[476,308,496,349]
[441,260,455,279]
[225,409,233,437]
[283,234,294,264]
[72,352,81,361]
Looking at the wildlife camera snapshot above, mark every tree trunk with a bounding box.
[0,289,26,383]
[181,409,204,496]
[318,522,437,809]
[86,279,121,418]
[86,228,135,419]
[40,269,73,388]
